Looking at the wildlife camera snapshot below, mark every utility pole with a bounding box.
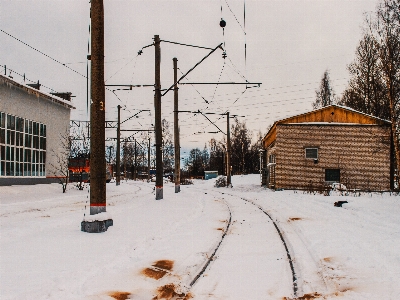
[148,137,151,181]
[154,35,163,200]
[142,143,145,177]
[116,105,121,186]
[90,0,106,213]
[173,57,180,193]
[226,112,231,187]
[134,139,137,180]
[82,0,112,233]
[123,142,127,179]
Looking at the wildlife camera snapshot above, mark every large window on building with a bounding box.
[0,112,46,177]
[325,169,340,182]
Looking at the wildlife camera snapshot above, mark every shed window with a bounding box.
[305,148,318,159]
[325,169,340,182]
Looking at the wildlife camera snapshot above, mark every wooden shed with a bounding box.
[262,105,393,191]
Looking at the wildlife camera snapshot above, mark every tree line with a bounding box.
[313,0,400,187]
[183,119,264,177]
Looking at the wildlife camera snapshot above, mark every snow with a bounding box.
[0,74,76,109]
[1,175,399,299]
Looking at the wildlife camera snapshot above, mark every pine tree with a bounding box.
[313,70,336,109]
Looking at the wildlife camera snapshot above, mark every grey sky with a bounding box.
[1,0,378,149]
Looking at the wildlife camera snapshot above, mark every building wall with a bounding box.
[0,78,71,184]
[273,124,391,191]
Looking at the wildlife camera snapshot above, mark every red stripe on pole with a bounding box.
[90,203,106,207]
[156,186,163,189]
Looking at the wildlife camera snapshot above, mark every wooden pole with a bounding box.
[134,139,137,180]
[226,112,231,187]
[173,57,180,193]
[154,35,163,200]
[148,137,151,181]
[90,0,106,214]
[116,105,121,186]
[81,0,113,232]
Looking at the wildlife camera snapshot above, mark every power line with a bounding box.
[223,0,245,33]
[1,65,57,92]
[1,29,87,78]
[105,54,139,82]
[174,77,349,106]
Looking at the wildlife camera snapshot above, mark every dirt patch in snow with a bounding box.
[297,292,322,299]
[109,291,131,300]
[288,217,302,221]
[152,260,174,271]
[283,292,322,300]
[153,283,192,300]
[142,260,174,280]
[142,268,167,280]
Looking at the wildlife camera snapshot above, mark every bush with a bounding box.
[181,178,193,185]
[215,176,227,187]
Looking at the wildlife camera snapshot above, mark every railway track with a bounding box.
[183,187,299,299]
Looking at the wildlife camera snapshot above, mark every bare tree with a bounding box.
[185,147,204,177]
[69,127,90,190]
[49,129,71,193]
[162,118,174,173]
[209,137,225,175]
[339,33,389,119]
[368,0,400,188]
[230,119,252,174]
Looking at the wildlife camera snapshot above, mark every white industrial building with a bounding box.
[0,73,75,185]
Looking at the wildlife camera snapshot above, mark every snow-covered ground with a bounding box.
[1,175,399,299]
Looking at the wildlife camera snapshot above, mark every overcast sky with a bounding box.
[1,0,378,150]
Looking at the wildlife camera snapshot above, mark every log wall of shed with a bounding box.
[274,124,391,191]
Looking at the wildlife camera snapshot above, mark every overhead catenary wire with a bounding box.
[105,54,139,82]
[210,60,226,104]
[178,68,210,104]
[174,79,348,109]
[161,42,224,97]
[1,29,87,78]
[223,0,245,33]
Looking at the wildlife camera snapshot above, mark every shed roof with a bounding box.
[0,74,75,110]
[263,104,390,148]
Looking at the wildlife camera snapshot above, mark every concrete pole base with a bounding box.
[156,186,163,200]
[81,219,113,233]
[175,184,180,193]
[90,205,106,215]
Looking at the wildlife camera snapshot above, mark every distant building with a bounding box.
[262,105,393,191]
[204,171,218,180]
[0,74,75,185]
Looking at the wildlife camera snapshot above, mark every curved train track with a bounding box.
[185,187,299,299]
